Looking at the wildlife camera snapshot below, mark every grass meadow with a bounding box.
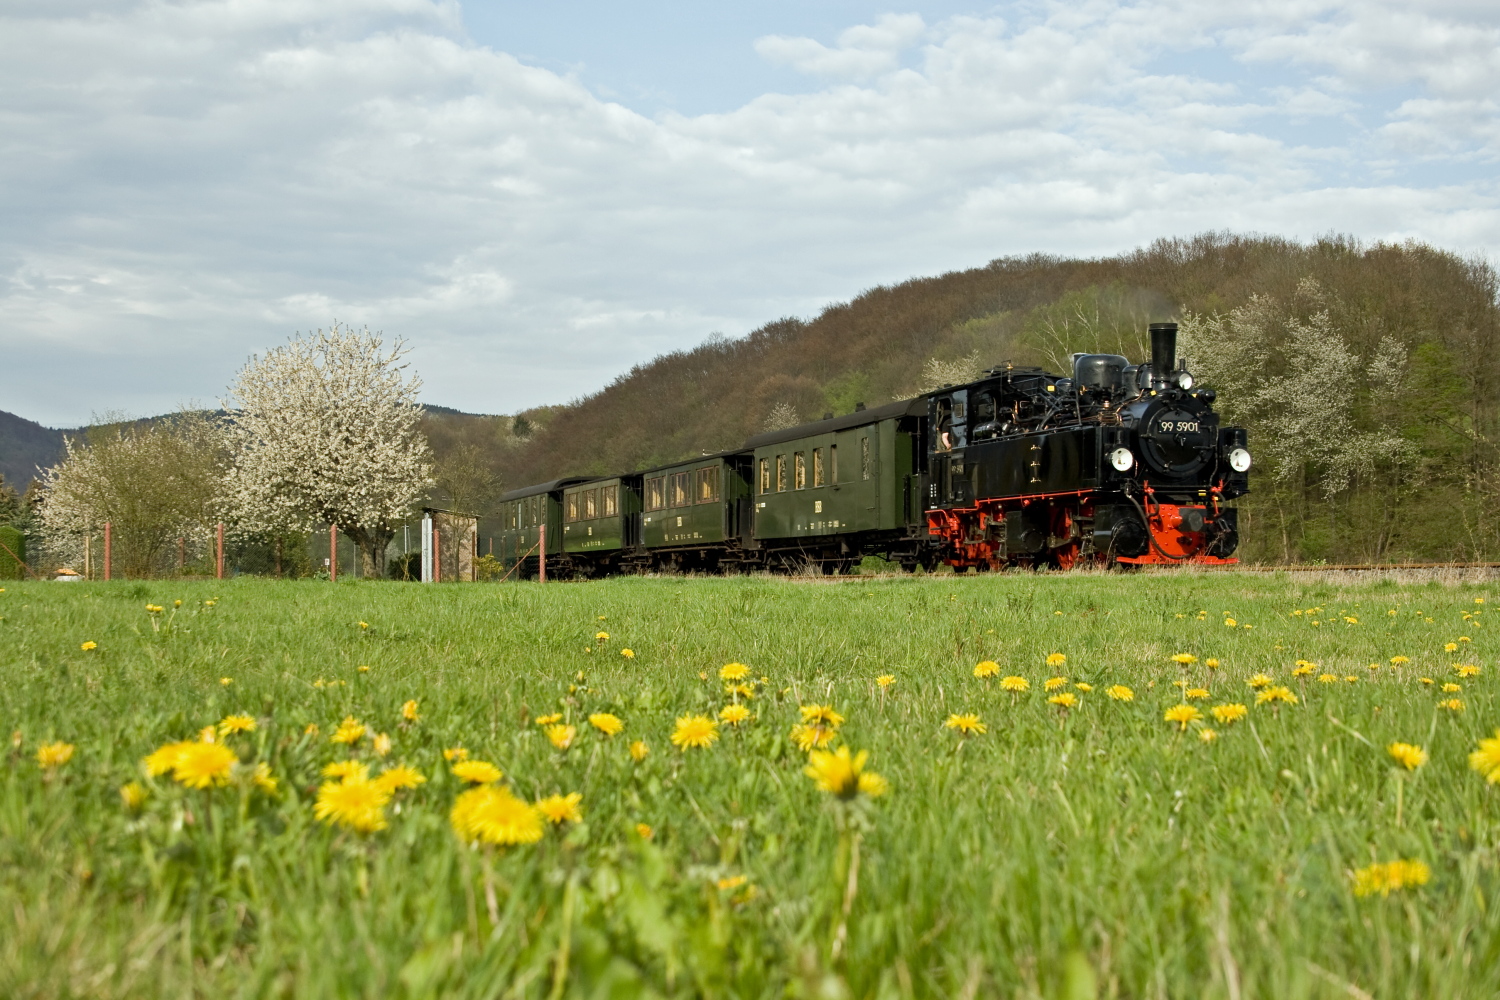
[3,570,1500,999]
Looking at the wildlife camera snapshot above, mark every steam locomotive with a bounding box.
[494,322,1250,575]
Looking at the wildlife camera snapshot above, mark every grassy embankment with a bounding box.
[3,572,1500,998]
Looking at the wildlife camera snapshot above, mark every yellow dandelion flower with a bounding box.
[453,760,503,784]
[1048,692,1078,709]
[1352,859,1431,898]
[1224,618,1237,627]
[620,648,635,659]
[80,641,97,651]
[375,765,425,792]
[1387,742,1427,770]
[36,741,74,769]
[1344,616,1359,624]
[1456,664,1481,678]
[945,713,986,735]
[145,604,163,613]
[402,699,420,722]
[197,725,217,743]
[974,660,1000,678]
[805,745,888,799]
[1443,682,1462,693]
[120,781,147,809]
[169,741,237,789]
[1075,682,1093,692]
[1420,677,1435,685]
[143,740,191,776]
[588,712,624,736]
[629,739,649,761]
[635,823,654,840]
[443,746,469,762]
[536,792,583,824]
[1460,636,1472,642]
[719,662,750,681]
[717,875,747,891]
[1445,642,1459,652]
[1001,676,1030,693]
[322,760,369,781]
[330,716,365,745]
[1185,687,1210,700]
[1248,674,1272,689]
[595,631,610,640]
[251,762,278,794]
[670,715,718,750]
[1343,675,1359,683]
[876,674,896,688]
[304,724,320,737]
[220,677,232,686]
[1211,703,1248,724]
[1293,663,1316,677]
[1390,655,1410,665]
[372,732,392,757]
[1205,658,1220,669]
[1171,654,1198,665]
[218,714,256,736]
[790,723,836,752]
[1368,663,1382,672]
[1315,673,1338,684]
[451,785,543,845]
[545,724,576,750]
[799,705,845,728]
[1199,728,1218,743]
[719,704,751,725]
[1106,684,1134,701]
[1439,698,1466,712]
[1044,676,1067,691]
[1467,730,1500,783]
[1256,686,1298,706]
[1164,704,1202,730]
[314,775,391,833]
[1045,653,1066,667]
[358,621,369,630]
[534,713,563,726]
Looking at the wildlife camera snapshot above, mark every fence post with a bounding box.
[539,518,547,583]
[330,524,337,583]
[104,522,112,581]
[420,514,433,582]
[216,523,225,579]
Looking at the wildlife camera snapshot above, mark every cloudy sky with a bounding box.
[3,0,1497,426]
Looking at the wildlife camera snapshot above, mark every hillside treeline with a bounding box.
[483,233,1500,565]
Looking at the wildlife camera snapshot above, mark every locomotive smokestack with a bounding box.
[1149,322,1178,389]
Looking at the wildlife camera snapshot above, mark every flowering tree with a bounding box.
[38,412,224,577]
[222,324,433,577]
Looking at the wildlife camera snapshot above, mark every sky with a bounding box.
[2,0,1497,427]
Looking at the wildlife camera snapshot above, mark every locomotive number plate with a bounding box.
[1160,420,1199,433]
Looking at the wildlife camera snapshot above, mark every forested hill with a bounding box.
[496,233,1500,564]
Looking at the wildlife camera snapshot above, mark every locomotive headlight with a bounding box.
[1177,371,1194,390]
[1227,447,1252,472]
[1109,447,1135,472]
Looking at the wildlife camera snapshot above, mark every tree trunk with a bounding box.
[343,524,395,580]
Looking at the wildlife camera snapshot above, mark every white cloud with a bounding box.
[1,0,1498,425]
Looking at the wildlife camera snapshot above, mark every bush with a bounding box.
[0,525,25,579]
[388,551,421,581]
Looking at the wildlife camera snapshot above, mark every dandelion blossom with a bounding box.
[1255,686,1298,706]
[322,760,369,781]
[402,700,420,722]
[36,742,75,769]
[1106,685,1134,702]
[170,741,237,789]
[314,775,391,833]
[1467,730,1500,783]
[799,704,844,728]
[974,661,1000,678]
[1075,682,1093,692]
[805,745,888,799]
[1443,682,1462,693]
[670,715,719,750]
[1248,674,1273,689]
[451,785,543,845]
[876,674,896,689]
[595,631,610,641]
[80,641,97,651]
[1185,688,1210,701]
[719,704,751,725]
[1293,663,1316,677]
[536,792,583,824]
[629,740,649,761]
[251,762,278,794]
[545,724,576,750]
[1457,665,1481,678]
[443,746,469,762]
[330,716,366,745]
[1044,676,1067,691]
[1390,655,1410,665]
[1199,728,1218,743]
[1048,692,1078,709]
[790,723,836,752]
[120,781,147,809]
[1318,673,1338,684]
[620,648,635,659]
[1045,653,1066,667]
[588,713,624,736]
[719,662,749,681]
[1388,742,1427,770]
[1205,659,1220,669]
[143,740,193,776]
[1171,654,1198,665]
[218,714,256,736]
[376,765,425,792]
[1164,704,1202,730]
[453,760,503,784]
[945,713,986,735]
[1001,676,1030,693]
[1439,698,1466,712]
[1211,703,1248,724]
[534,713,563,726]
[635,823,654,840]
[1352,859,1431,898]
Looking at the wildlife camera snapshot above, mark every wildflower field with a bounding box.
[4,571,1500,999]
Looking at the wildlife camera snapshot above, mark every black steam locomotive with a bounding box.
[494,322,1249,575]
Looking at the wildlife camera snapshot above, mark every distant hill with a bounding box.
[0,410,65,492]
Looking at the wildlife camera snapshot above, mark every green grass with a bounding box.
[3,571,1500,999]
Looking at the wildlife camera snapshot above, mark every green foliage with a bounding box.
[2,574,1500,997]
[0,525,24,579]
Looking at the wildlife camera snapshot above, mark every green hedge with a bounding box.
[0,525,25,579]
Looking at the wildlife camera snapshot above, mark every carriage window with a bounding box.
[646,477,666,511]
[565,494,580,522]
[776,455,787,492]
[759,458,771,494]
[602,486,617,517]
[794,452,806,490]
[861,437,871,480]
[696,467,719,503]
[670,472,691,507]
[584,489,597,519]
[830,445,838,484]
[813,448,825,487]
